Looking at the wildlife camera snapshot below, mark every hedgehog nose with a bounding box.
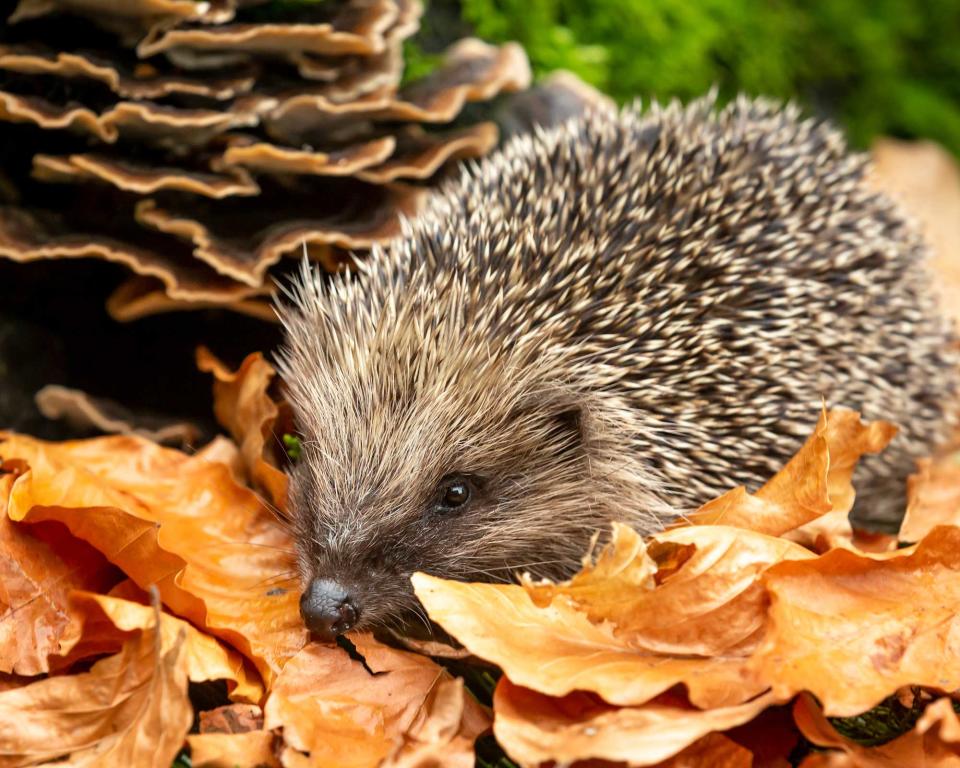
[299,578,359,641]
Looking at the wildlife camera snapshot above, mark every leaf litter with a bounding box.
[0,140,959,766]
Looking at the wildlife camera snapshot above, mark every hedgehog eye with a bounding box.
[435,475,472,513]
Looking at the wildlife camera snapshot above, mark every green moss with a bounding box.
[282,433,303,462]
[402,39,446,85]
[455,0,960,155]
[827,691,951,747]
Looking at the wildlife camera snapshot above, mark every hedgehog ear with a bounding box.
[553,405,584,437]
[516,386,593,451]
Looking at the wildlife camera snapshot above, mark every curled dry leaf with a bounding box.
[196,347,290,510]
[795,693,960,767]
[492,678,772,768]
[652,732,754,768]
[520,520,658,613]
[721,703,800,767]
[56,590,263,704]
[188,732,280,768]
[753,527,960,716]
[415,522,813,710]
[524,523,813,657]
[414,569,757,710]
[900,452,960,542]
[0,432,306,686]
[686,408,896,538]
[0,462,119,676]
[263,633,489,768]
[0,600,191,768]
[199,703,264,734]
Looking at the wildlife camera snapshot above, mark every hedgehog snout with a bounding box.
[299,577,359,642]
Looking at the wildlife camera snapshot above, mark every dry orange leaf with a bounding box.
[199,703,264,734]
[492,678,773,767]
[188,703,278,768]
[57,590,263,703]
[196,347,289,510]
[263,633,490,768]
[900,452,960,542]
[687,408,896,537]
[415,521,814,709]
[188,731,280,768]
[523,522,813,657]
[0,603,191,767]
[795,693,960,767]
[381,675,488,768]
[652,732,755,768]
[0,432,306,686]
[0,462,119,675]
[520,519,658,614]
[415,572,760,710]
[752,527,960,716]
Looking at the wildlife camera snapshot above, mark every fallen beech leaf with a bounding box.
[782,508,856,553]
[200,703,264,734]
[56,590,263,704]
[194,434,247,483]
[652,732,754,768]
[795,693,960,767]
[279,747,312,768]
[492,678,772,767]
[188,731,280,768]
[0,432,306,685]
[0,464,119,675]
[263,633,489,768]
[417,521,814,708]
[753,527,960,716]
[686,409,896,536]
[900,453,960,542]
[386,633,477,660]
[197,348,290,510]
[382,675,486,768]
[0,603,191,767]
[522,523,813,656]
[851,529,900,553]
[521,521,657,614]
[414,568,765,709]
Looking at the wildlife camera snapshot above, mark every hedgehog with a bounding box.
[277,94,958,641]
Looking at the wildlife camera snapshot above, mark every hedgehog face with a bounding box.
[276,251,671,640]
[285,363,622,640]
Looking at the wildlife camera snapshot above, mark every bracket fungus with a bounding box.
[0,0,531,320]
